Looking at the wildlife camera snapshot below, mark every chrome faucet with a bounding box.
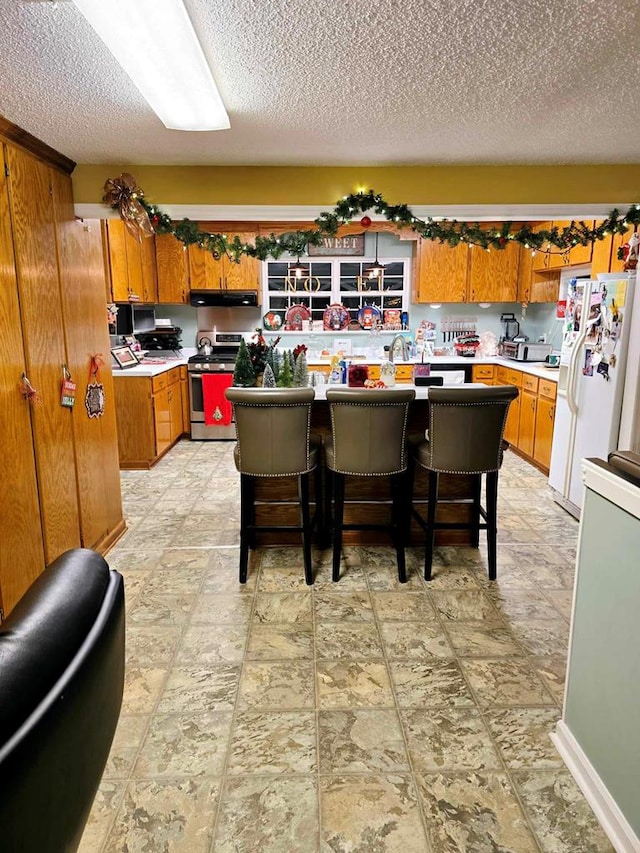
[389,334,410,363]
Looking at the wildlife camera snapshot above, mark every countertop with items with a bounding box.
[307,356,560,382]
[110,352,560,382]
[110,351,192,378]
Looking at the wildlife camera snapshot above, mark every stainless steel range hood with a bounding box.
[189,290,258,307]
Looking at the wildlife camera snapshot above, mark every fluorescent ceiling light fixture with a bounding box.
[70,0,230,131]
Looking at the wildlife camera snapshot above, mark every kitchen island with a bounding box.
[253,385,484,547]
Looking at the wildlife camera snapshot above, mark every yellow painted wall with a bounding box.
[73,164,640,206]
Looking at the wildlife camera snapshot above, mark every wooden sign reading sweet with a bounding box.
[308,235,365,256]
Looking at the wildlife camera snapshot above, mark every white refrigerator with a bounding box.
[549,271,635,518]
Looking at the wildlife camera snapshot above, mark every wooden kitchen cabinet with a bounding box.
[189,232,260,291]
[533,379,557,471]
[471,364,495,383]
[180,365,190,433]
[548,220,593,269]
[114,367,184,468]
[416,232,554,304]
[0,146,44,617]
[415,237,469,302]
[533,220,593,272]
[517,374,539,458]
[467,238,520,302]
[157,230,260,302]
[103,218,157,302]
[518,241,560,303]
[0,123,124,617]
[156,233,190,303]
[490,364,558,473]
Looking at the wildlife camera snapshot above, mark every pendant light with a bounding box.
[365,233,386,279]
[289,256,308,279]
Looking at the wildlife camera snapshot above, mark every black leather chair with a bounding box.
[226,387,322,585]
[410,386,519,581]
[0,548,125,853]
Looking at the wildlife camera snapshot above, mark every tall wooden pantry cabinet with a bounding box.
[0,117,124,618]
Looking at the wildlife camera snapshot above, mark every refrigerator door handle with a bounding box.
[566,285,593,416]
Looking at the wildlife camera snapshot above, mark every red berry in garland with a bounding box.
[360,216,372,228]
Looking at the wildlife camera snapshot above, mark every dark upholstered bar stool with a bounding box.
[325,388,416,582]
[225,387,321,585]
[410,386,519,581]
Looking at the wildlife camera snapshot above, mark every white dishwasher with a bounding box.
[430,370,467,385]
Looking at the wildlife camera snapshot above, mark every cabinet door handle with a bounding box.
[550,406,555,419]
[168,390,172,402]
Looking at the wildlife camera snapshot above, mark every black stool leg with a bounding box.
[247,476,257,550]
[239,474,253,583]
[424,470,439,581]
[314,464,328,547]
[486,471,498,580]
[390,472,407,583]
[299,473,314,585]
[332,472,345,582]
[471,474,481,548]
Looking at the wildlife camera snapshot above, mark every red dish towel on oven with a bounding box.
[202,374,234,426]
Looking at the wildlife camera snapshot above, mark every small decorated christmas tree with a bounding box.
[293,351,309,387]
[233,338,256,387]
[262,363,276,388]
[277,352,293,387]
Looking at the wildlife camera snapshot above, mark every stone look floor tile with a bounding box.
[443,621,523,657]
[315,621,384,659]
[316,660,394,708]
[126,625,182,666]
[126,593,195,626]
[104,778,220,853]
[191,593,254,625]
[320,774,430,852]
[213,775,319,852]
[379,621,452,659]
[176,624,246,664]
[227,711,317,774]
[370,591,434,621]
[431,589,502,621]
[401,708,501,772]
[416,771,539,852]
[513,769,615,852]
[245,623,314,660]
[77,781,126,853]
[389,659,476,708]
[508,618,571,657]
[252,592,313,623]
[461,658,556,708]
[530,656,567,704]
[318,709,410,773]
[484,706,562,770]
[237,660,315,710]
[121,666,168,715]
[156,664,240,713]
[103,715,150,780]
[133,711,233,777]
[314,591,374,621]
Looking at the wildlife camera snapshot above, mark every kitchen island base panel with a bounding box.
[253,469,474,546]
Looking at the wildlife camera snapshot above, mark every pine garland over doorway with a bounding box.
[103,173,640,262]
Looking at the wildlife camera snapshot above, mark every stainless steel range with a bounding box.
[188,330,244,440]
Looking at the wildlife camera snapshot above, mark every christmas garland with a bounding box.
[103,174,640,261]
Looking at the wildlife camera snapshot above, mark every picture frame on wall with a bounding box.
[111,345,140,369]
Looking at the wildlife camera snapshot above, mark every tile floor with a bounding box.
[80,440,615,852]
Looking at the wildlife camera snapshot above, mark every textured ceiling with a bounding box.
[0,0,639,166]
